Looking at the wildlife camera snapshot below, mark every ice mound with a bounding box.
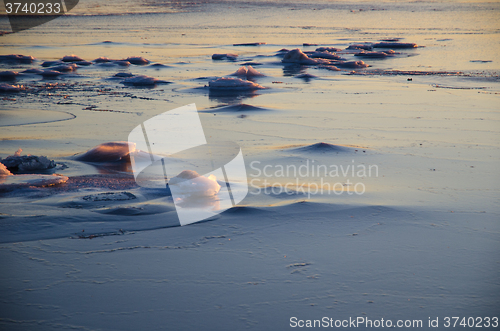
[291,142,353,153]
[306,51,343,60]
[281,49,328,65]
[208,77,265,90]
[0,71,19,80]
[230,66,265,78]
[121,75,170,86]
[22,68,44,74]
[321,65,341,71]
[0,163,12,176]
[347,44,373,51]
[51,63,78,72]
[168,170,221,197]
[99,61,130,67]
[1,149,56,172]
[373,42,417,49]
[76,61,93,66]
[42,60,63,67]
[212,53,238,60]
[41,70,63,77]
[93,57,114,63]
[202,104,269,112]
[124,56,150,65]
[0,54,35,64]
[75,142,135,163]
[316,47,341,52]
[149,63,171,68]
[61,54,85,62]
[0,83,22,92]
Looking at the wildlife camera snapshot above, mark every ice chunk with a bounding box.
[93,57,114,63]
[42,60,64,67]
[50,63,78,72]
[0,163,12,176]
[113,72,135,78]
[125,56,150,65]
[0,54,35,64]
[1,149,56,172]
[61,54,85,62]
[22,68,45,74]
[281,49,327,65]
[347,44,373,51]
[306,51,343,60]
[41,70,63,77]
[212,53,238,60]
[168,170,221,197]
[316,47,342,52]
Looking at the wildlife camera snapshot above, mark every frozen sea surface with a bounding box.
[0,1,499,330]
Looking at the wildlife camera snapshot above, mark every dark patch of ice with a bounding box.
[233,42,266,46]
[373,42,418,49]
